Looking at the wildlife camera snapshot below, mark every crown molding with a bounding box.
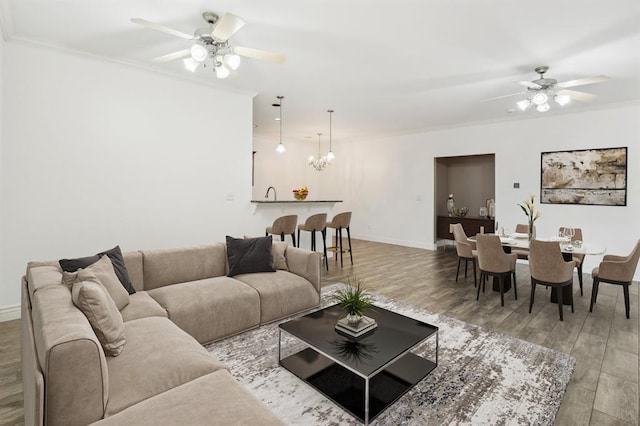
[0,0,14,41]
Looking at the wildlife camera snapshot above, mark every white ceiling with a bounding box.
[2,0,640,145]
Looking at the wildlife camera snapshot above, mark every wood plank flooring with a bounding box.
[1,239,638,425]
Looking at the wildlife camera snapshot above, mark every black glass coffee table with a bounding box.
[278,304,438,424]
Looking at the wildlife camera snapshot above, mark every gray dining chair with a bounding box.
[266,215,298,247]
[451,223,477,287]
[511,223,535,260]
[476,234,517,306]
[529,240,575,321]
[590,239,640,319]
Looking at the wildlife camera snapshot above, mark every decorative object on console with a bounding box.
[479,206,488,218]
[486,198,495,218]
[447,194,455,216]
[541,147,627,206]
[292,186,309,200]
[518,194,541,241]
[226,235,276,276]
[452,206,469,217]
[131,11,285,78]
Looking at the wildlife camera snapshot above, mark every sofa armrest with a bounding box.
[285,247,322,294]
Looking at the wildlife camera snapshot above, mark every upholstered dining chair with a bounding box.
[297,213,328,271]
[590,239,640,319]
[511,223,535,260]
[476,234,517,307]
[266,215,298,247]
[559,226,585,296]
[326,212,353,267]
[529,240,575,321]
[451,223,477,287]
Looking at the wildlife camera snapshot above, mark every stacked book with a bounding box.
[335,315,378,337]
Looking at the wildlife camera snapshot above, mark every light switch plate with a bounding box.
[513,183,520,188]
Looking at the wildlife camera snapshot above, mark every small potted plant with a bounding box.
[332,278,373,325]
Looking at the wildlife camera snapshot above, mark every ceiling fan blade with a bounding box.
[480,92,526,102]
[558,75,609,89]
[152,49,191,63]
[518,80,542,89]
[131,18,193,40]
[211,13,245,41]
[234,46,286,64]
[557,89,598,102]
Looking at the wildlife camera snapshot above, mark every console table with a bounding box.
[436,216,495,240]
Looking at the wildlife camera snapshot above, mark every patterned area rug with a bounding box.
[205,285,575,425]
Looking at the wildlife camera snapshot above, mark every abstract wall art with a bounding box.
[540,147,627,206]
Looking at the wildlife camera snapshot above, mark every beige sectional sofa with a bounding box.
[21,241,322,426]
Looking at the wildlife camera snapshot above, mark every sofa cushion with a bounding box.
[120,291,167,322]
[59,246,136,294]
[148,277,260,344]
[104,316,226,416]
[71,276,126,356]
[272,241,289,271]
[142,244,226,290]
[26,265,63,301]
[94,370,285,426]
[66,256,130,311]
[234,270,321,323]
[226,235,276,277]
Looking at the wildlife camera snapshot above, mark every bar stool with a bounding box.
[297,213,328,271]
[326,212,353,267]
[266,215,298,247]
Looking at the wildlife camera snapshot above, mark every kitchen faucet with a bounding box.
[265,186,277,201]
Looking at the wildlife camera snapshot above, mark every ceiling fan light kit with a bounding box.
[131,11,284,79]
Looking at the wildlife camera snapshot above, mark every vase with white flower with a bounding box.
[517,194,541,241]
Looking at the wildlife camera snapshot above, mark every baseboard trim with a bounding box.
[0,305,20,322]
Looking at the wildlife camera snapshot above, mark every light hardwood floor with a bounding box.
[1,239,638,425]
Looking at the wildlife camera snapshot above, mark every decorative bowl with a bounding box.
[452,207,469,217]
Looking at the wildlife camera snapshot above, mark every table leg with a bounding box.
[365,377,370,425]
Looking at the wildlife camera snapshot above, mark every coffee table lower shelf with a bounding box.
[280,347,436,424]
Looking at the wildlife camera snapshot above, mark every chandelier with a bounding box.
[309,133,329,171]
[273,96,286,153]
[308,109,335,171]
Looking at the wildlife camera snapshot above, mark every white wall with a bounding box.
[0,41,257,309]
[335,104,640,279]
[0,19,4,312]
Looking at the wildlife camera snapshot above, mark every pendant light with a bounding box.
[273,96,286,153]
[326,109,335,161]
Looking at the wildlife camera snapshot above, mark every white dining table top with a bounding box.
[468,234,606,256]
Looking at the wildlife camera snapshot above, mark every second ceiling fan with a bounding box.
[131,11,285,79]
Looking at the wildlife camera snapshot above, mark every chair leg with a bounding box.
[529,279,536,313]
[338,228,344,267]
[499,276,505,307]
[589,277,599,312]
[623,284,630,319]
[577,264,583,296]
[472,259,477,288]
[455,258,462,282]
[321,228,328,271]
[477,273,483,301]
[311,231,316,251]
[513,271,518,300]
[346,226,353,265]
[297,230,301,248]
[464,260,468,279]
[558,287,564,321]
[291,233,296,247]
[280,232,285,242]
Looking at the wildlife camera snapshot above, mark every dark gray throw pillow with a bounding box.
[226,235,276,277]
[59,245,136,294]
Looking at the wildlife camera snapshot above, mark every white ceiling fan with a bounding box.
[483,66,609,112]
[131,12,285,79]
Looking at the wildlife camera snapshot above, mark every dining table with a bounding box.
[470,233,606,305]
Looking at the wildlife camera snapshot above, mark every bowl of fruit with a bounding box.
[293,186,309,200]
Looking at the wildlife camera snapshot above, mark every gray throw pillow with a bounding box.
[272,241,289,271]
[226,235,276,277]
